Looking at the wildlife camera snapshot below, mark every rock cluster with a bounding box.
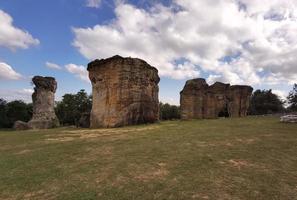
[27,76,59,129]
[88,55,160,128]
[180,78,253,119]
[280,115,297,123]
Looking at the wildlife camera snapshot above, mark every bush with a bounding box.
[159,102,180,120]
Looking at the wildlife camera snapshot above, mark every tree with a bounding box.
[159,102,180,120]
[287,84,297,111]
[5,100,32,128]
[249,89,285,115]
[55,90,92,126]
[0,99,8,128]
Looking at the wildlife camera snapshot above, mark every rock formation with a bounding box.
[280,115,297,123]
[180,78,253,119]
[88,55,160,128]
[27,76,59,129]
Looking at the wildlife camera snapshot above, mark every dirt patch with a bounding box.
[23,189,56,200]
[15,149,32,155]
[228,159,256,170]
[235,138,257,144]
[45,137,75,143]
[192,194,209,199]
[262,134,274,137]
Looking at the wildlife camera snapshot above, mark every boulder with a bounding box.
[28,76,60,129]
[280,115,297,123]
[88,55,160,128]
[14,121,31,131]
[180,78,253,119]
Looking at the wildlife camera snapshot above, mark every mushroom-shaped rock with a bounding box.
[28,76,59,129]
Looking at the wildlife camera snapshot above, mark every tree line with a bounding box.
[0,84,297,128]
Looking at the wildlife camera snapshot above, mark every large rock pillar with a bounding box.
[88,55,160,128]
[28,76,59,129]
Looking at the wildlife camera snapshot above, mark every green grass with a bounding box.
[0,117,297,200]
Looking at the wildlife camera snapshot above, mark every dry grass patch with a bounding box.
[14,149,32,155]
[132,163,169,182]
[44,125,160,143]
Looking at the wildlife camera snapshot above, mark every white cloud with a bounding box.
[73,0,297,87]
[0,10,39,50]
[0,62,22,80]
[65,64,89,82]
[272,89,287,101]
[86,0,101,8]
[46,62,62,70]
[160,97,179,106]
[0,88,33,102]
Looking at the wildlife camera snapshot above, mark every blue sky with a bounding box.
[0,0,296,104]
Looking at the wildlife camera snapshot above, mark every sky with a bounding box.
[0,0,296,105]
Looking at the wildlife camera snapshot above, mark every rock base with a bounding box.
[28,119,60,129]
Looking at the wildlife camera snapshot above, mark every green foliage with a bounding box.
[287,84,297,111]
[55,89,92,126]
[0,99,8,128]
[0,99,32,128]
[159,102,180,120]
[249,89,285,115]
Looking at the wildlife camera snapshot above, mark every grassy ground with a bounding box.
[0,117,297,200]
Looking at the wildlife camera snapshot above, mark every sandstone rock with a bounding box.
[28,76,60,129]
[280,115,297,123]
[180,78,253,119]
[88,55,160,128]
[14,121,31,130]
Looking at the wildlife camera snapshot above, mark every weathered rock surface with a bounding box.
[88,55,160,128]
[180,78,253,119]
[14,121,31,130]
[280,115,297,123]
[28,76,59,129]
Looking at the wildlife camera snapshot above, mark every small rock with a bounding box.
[280,115,297,123]
[14,121,31,130]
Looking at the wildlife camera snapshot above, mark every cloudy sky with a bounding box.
[0,0,296,104]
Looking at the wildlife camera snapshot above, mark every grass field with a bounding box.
[0,117,297,200]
